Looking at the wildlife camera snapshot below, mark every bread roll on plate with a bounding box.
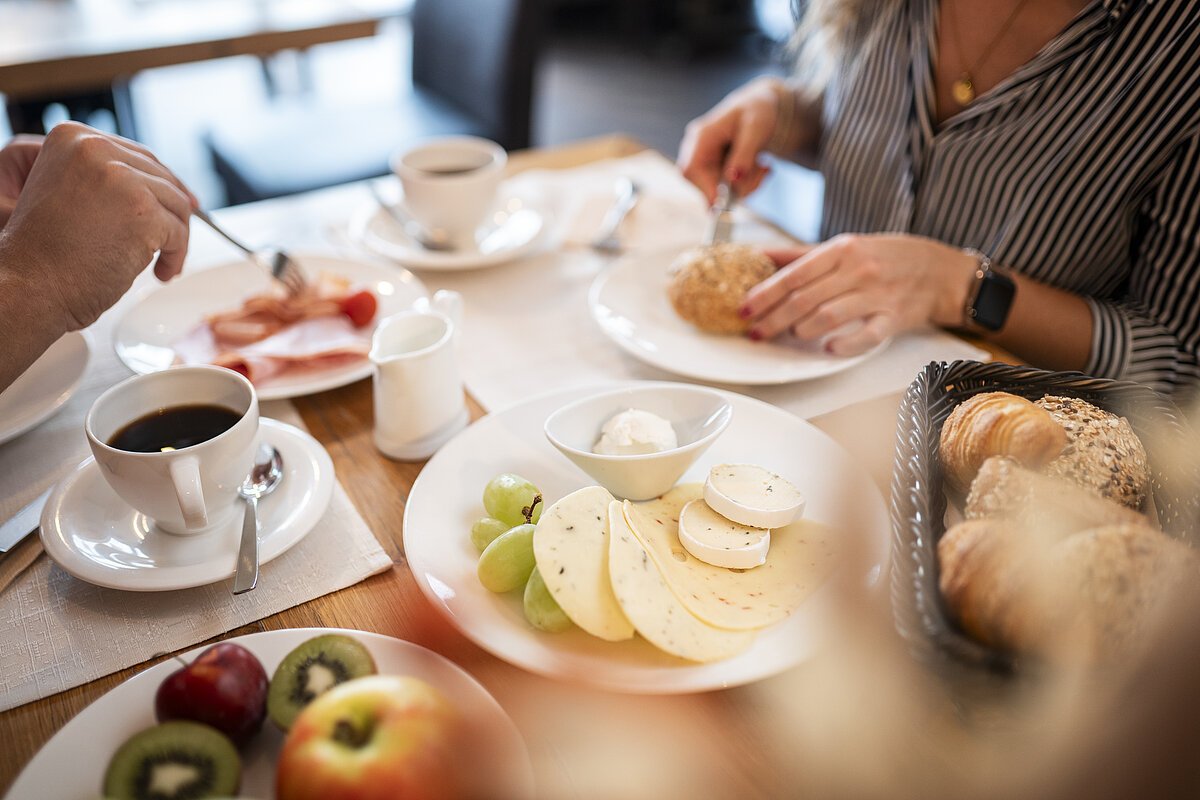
[667,243,774,334]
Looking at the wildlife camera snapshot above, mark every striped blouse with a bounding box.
[817,0,1200,394]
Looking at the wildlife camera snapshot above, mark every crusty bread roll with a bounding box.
[938,392,1069,494]
[965,456,1148,536]
[938,520,1196,663]
[667,243,775,334]
[1035,395,1150,509]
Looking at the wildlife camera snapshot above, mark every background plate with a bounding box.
[404,381,890,694]
[589,247,887,386]
[0,331,90,446]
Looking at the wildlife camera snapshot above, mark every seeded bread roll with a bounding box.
[667,243,775,334]
[1034,395,1150,509]
[938,392,1069,494]
[965,456,1148,536]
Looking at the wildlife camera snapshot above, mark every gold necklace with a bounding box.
[949,0,1036,106]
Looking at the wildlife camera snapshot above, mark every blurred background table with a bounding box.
[0,0,408,136]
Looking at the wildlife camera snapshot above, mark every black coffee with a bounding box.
[108,404,241,453]
[419,156,491,176]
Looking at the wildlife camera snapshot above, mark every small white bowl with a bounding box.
[543,384,733,501]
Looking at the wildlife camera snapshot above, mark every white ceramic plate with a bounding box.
[403,382,889,694]
[113,253,427,400]
[0,331,90,446]
[589,247,889,385]
[349,183,550,271]
[4,627,534,800]
[40,418,333,591]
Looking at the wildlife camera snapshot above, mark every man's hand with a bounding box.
[0,135,44,228]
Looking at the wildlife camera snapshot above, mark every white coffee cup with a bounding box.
[85,365,259,535]
[391,136,507,244]
[370,291,468,461]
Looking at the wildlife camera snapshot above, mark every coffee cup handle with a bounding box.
[169,457,208,530]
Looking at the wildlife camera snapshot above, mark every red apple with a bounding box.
[276,675,464,800]
[155,642,268,748]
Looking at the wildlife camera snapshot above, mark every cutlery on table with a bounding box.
[367,182,455,252]
[705,179,735,245]
[192,208,308,295]
[590,177,641,254]
[233,444,284,595]
[0,487,52,553]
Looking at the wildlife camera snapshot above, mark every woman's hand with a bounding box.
[0,135,44,228]
[0,122,197,332]
[741,234,979,356]
[678,77,788,204]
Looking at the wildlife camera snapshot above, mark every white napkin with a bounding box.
[0,233,393,713]
[418,152,990,419]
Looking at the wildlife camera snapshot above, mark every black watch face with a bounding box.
[970,271,1016,331]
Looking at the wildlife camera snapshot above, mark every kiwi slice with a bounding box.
[102,720,240,800]
[267,634,377,730]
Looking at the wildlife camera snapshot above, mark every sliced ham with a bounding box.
[171,274,378,385]
[174,316,371,384]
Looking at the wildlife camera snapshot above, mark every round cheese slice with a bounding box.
[704,464,805,529]
[677,499,770,569]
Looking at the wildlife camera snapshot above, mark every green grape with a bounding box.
[470,517,510,552]
[523,566,573,633]
[482,473,543,527]
[477,523,536,593]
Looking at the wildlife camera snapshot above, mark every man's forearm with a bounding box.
[0,232,68,391]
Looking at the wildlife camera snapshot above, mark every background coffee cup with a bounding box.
[391,136,506,244]
[85,365,259,535]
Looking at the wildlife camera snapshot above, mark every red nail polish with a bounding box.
[748,328,763,341]
[824,341,835,354]
[729,167,744,182]
[738,305,752,319]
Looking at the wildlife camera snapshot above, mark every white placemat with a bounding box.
[417,152,989,418]
[0,242,393,713]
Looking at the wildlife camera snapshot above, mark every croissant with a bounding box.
[938,392,1068,494]
[965,456,1148,536]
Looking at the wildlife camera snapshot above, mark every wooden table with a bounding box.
[0,135,1011,798]
[0,0,406,135]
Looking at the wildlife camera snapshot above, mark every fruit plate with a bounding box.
[588,247,888,386]
[890,360,1200,675]
[403,381,891,694]
[4,628,535,799]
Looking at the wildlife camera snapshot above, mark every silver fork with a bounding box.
[590,177,641,254]
[192,208,307,295]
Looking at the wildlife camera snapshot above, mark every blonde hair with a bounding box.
[792,0,900,92]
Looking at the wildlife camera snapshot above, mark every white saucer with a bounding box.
[0,331,90,446]
[113,253,428,401]
[39,418,334,591]
[350,183,549,271]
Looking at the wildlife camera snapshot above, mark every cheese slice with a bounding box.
[534,486,634,641]
[704,464,805,529]
[677,499,770,569]
[607,500,754,662]
[625,484,841,631]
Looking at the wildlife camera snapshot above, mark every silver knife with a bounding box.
[705,180,735,245]
[0,488,52,552]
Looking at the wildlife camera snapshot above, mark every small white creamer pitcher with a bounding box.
[370,290,468,461]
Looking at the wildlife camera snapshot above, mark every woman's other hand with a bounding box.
[0,122,198,332]
[678,77,787,204]
[741,235,979,356]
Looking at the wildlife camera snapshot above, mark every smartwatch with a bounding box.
[963,249,1016,332]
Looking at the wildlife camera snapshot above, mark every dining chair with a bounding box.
[203,0,543,206]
